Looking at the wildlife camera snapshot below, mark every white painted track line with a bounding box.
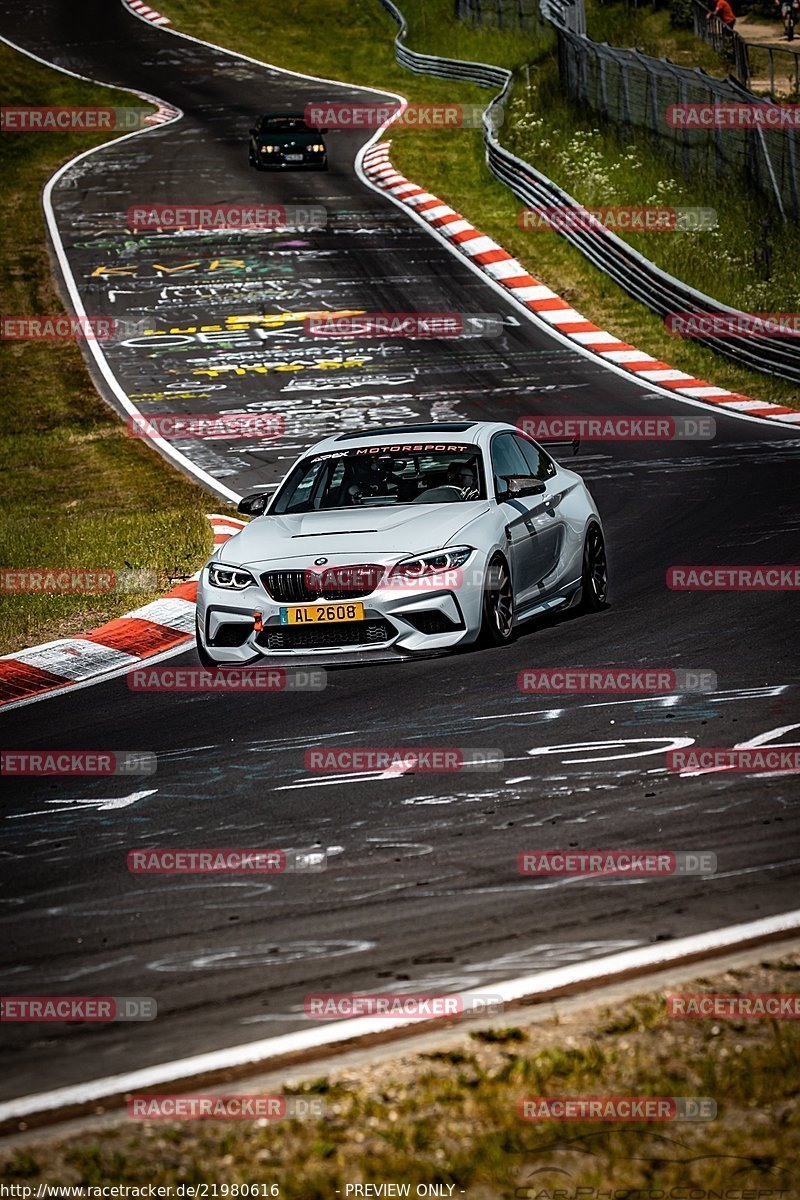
[2,908,798,1124]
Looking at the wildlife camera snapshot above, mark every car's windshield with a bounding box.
[272,445,486,513]
[258,116,313,132]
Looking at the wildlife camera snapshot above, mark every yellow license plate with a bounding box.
[279,602,365,625]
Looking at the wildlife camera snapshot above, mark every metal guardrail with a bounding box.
[375,0,800,383]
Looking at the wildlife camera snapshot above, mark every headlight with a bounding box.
[389,546,473,579]
[311,143,325,152]
[207,563,256,590]
[261,144,275,152]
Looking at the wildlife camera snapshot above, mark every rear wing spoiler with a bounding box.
[538,437,581,456]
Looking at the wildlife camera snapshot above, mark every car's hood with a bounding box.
[217,503,490,567]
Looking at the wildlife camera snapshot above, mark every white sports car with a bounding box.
[195,421,608,665]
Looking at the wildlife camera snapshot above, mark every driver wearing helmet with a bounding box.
[446,458,480,500]
[346,455,402,505]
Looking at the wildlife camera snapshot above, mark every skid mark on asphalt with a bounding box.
[47,955,138,983]
[576,441,800,483]
[147,939,375,973]
[235,939,646,1023]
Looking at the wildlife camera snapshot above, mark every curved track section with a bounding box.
[0,0,798,1110]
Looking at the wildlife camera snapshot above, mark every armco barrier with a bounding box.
[377,0,800,383]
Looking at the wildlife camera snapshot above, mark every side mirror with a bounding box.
[499,475,547,499]
[237,492,270,516]
[249,126,258,136]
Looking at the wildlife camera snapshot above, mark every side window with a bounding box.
[490,434,530,497]
[514,435,557,481]
[274,459,326,513]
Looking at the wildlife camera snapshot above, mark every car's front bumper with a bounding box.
[255,152,326,169]
[196,572,482,664]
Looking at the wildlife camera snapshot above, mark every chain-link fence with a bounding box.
[455,0,585,33]
[456,0,799,221]
[557,27,799,222]
[454,0,539,27]
[692,0,800,99]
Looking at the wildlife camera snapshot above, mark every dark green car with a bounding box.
[248,112,328,171]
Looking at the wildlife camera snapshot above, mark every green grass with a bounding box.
[0,45,229,655]
[160,0,799,408]
[586,0,727,73]
[2,956,798,1191]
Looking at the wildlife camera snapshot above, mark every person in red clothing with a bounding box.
[707,0,736,27]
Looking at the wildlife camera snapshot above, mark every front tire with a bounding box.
[576,523,609,612]
[478,554,515,646]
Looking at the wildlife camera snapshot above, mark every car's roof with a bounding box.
[308,422,517,455]
[258,112,310,121]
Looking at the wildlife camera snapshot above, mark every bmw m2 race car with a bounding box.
[248,112,327,170]
[195,422,608,665]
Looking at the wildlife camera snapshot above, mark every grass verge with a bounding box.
[2,954,798,1190]
[162,0,800,409]
[585,0,726,73]
[0,45,224,656]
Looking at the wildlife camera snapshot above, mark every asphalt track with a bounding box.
[0,0,799,1107]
